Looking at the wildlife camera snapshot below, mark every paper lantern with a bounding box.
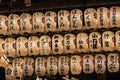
[23,58,34,76]
[16,37,28,57]
[58,56,69,75]
[13,58,24,78]
[0,38,5,57]
[84,8,97,29]
[8,14,20,34]
[5,37,16,58]
[5,64,15,80]
[52,34,63,55]
[97,7,109,29]
[70,55,82,75]
[20,13,32,34]
[0,56,8,68]
[110,6,120,28]
[95,54,106,74]
[83,55,94,74]
[64,34,76,54]
[28,36,40,56]
[45,11,57,32]
[47,56,58,75]
[77,33,89,53]
[102,31,114,51]
[35,57,46,76]
[107,53,119,73]
[115,30,120,51]
[0,15,8,35]
[40,35,51,55]
[89,32,101,52]
[58,10,70,31]
[70,9,83,30]
[33,12,45,33]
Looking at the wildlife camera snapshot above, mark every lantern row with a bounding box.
[0,6,120,35]
[5,53,119,78]
[0,30,120,57]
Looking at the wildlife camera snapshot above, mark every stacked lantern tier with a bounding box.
[0,6,120,35]
[5,53,120,79]
[0,31,120,57]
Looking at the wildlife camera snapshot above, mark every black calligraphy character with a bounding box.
[105,41,109,47]
[87,21,91,27]
[79,45,84,49]
[34,24,39,30]
[60,65,64,74]
[59,11,64,16]
[46,23,51,28]
[85,63,90,72]
[97,56,103,72]
[6,68,12,75]
[109,56,116,71]
[100,8,104,26]
[93,39,97,49]
[112,8,116,25]
[22,21,26,31]
[55,44,59,52]
[85,59,90,72]
[60,17,65,27]
[72,19,77,28]
[10,21,15,31]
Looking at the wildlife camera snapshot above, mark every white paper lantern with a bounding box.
[23,58,34,76]
[70,55,82,75]
[0,56,8,67]
[110,6,120,28]
[5,37,16,58]
[0,38,5,57]
[28,36,40,56]
[8,14,20,34]
[35,57,46,76]
[97,7,109,29]
[40,35,51,55]
[84,8,97,29]
[107,53,119,73]
[33,12,45,33]
[13,58,24,78]
[70,9,83,30]
[95,54,106,74]
[16,37,28,57]
[76,33,89,53]
[102,31,114,51]
[20,13,32,34]
[83,55,94,74]
[0,15,8,35]
[52,34,63,55]
[115,30,120,51]
[6,64,15,80]
[47,56,58,75]
[64,34,76,54]
[58,10,70,31]
[89,32,101,52]
[58,56,69,75]
[45,11,57,32]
